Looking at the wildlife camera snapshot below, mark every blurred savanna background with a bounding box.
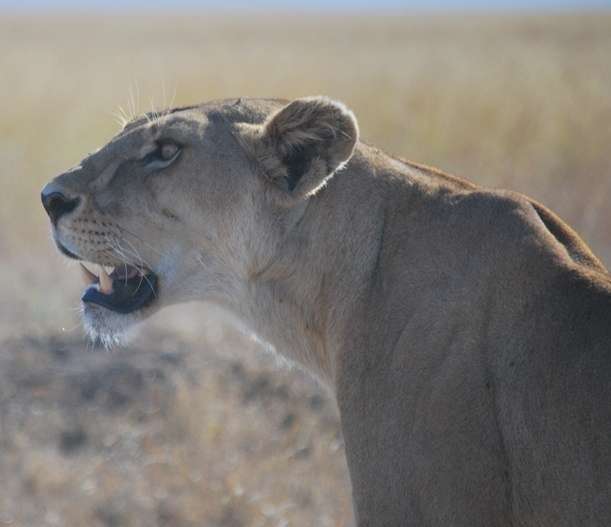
[1,0,611,525]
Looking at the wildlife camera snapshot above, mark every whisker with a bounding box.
[128,84,135,122]
[62,319,83,332]
[111,107,129,129]
[135,81,141,120]
[169,85,177,111]
[101,242,132,273]
[141,273,156,297]
[116,242,151,294]
[119,238,157,294]
[106,235,138,263]
[113,224,165,260]
[109,237,157,296]
[161,77,167,110]
[117,223,206,285]
[119,236,153,270]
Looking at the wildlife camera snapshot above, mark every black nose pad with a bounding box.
[41,190,80,224]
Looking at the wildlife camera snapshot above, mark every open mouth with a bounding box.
[79,263,158,315]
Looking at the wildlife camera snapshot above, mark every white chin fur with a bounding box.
[80,302,140,349]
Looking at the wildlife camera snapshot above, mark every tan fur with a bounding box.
[43,97,611,526]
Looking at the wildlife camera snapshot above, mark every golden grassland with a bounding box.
[2,12,611,335]
[0,11,610,526]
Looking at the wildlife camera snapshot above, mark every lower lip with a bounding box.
[81,273,158,314]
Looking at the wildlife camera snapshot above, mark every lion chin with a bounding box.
[80,302,141,348]
[77,264,162,348]
[60,258,161,348]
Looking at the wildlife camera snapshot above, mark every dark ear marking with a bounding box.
[283,145,312,191]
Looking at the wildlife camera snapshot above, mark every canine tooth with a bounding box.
[79,263,97,285]
[98,266,113,294]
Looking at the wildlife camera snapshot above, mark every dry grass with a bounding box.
[1,11,611,526]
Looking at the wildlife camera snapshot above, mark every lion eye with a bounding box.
[143,141,182,172]
[160,142,179,161]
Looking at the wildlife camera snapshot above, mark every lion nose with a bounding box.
[41,183,81,224]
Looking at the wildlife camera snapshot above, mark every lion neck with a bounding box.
[224,150,390,389]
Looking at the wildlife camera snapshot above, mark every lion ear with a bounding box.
[252,97,359,200]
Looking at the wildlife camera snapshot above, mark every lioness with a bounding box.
[42,97,611,526]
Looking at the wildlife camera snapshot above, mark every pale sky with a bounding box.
[1,0,610,11]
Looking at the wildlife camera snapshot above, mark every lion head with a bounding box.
[41,97,359,346]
